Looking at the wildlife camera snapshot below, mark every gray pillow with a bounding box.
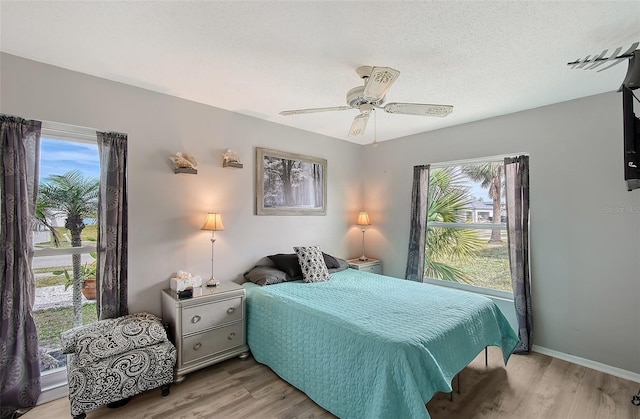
[293,245,330,283]
[328,257,350,273]
[322,252,341,269]
[243,265,291,286]
[267,253,303,279]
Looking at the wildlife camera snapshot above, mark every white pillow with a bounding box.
[293,245,330,283]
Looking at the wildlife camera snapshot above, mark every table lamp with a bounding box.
[201,213,224,287]
[357,212,371,261]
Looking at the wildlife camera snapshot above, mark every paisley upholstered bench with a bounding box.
[60,313,177,419]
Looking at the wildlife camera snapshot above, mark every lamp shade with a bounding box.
[201,213,225,231]
[357,212,371,226]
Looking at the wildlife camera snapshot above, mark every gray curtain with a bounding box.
[405,165,430,282]
[504,155,532,353]
[96,132,128,320]
[0,115,42,418]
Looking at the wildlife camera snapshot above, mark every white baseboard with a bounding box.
[532,345,640,384]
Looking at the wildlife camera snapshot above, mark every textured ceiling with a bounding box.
[1,1,639,145]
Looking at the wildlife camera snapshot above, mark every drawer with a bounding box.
[361,265,381,274]
[182,322,244,364]
[181,297,243,335]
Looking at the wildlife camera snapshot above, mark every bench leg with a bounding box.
[161,384,171,397]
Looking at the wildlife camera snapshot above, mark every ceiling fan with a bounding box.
[279,66,453,137]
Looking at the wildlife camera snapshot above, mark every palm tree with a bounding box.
[37,170,99,327]
[426,168,483,282]
[34,199,61,247]
[462,162,504,243]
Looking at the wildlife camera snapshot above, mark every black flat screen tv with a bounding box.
[622,85,640,191]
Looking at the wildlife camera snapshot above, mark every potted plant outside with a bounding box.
[56,260,97,300]
[80,262,97,300]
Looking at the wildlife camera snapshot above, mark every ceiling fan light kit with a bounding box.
[280,65,453,138]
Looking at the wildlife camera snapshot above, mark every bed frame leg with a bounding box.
[485,346,488,366]
[449,372,461,401]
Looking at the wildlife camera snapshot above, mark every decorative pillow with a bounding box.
[322,252,341,269]
[268,253,303,279]
[244,265,291,286]
[293,246,331,283]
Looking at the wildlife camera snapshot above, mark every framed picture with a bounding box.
[256,147,327,216]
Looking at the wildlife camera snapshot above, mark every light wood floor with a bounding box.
[22,347,639,419]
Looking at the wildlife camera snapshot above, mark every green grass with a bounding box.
[34,265,71,287]
[33,303,98,349]
[433,241,512,292]
[35,275,67,287]
[35,225,97,249]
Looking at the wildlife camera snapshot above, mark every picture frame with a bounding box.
[256,147,327,216]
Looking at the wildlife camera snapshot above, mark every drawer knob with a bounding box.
[227,332,236,340]
[191,315,201,324]
[227,307,235,314]
[193,342,202,351]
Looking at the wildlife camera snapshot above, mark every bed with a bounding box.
[243,267,518,419]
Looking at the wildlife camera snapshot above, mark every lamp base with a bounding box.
[206,277,220,287]
[358,256,369,261]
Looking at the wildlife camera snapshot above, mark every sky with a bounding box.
[39,137,99,182]
[467,183,488,201]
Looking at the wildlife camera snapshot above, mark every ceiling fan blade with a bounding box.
[348,114,369,136]
[384,102,453,117]
[363,67,400,102]
[279,106,351,116]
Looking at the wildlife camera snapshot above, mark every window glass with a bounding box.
[34,135,99,374]
[426,162,511,296]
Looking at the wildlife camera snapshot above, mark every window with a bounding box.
[425,157,512,298]
[33,123,100,375]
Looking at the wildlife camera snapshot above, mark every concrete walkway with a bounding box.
[34,285,93,311]
[32,252,95,269]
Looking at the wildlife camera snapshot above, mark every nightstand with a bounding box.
[161,282,249,383]
[347,258,382,274]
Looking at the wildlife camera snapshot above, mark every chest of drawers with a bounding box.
[161,282,249,383]
[347,258,382,274]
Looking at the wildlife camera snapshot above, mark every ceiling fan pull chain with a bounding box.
[372,109,378,147]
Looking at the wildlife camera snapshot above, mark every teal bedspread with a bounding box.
[244,269,518,419]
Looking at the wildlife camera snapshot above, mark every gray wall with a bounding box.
[360,92,640,374]
[0,53,364,315]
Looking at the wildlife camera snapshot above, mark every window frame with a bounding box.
[425,154,522,300]
[33,122,99,381]
[33,123,99,260]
